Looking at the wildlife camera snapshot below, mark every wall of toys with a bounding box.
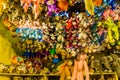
[0,0,120,80]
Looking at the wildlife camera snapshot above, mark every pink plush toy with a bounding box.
[71,53,89,80]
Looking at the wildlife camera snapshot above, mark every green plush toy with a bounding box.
[104,17,119,44]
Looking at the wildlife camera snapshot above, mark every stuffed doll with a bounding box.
[71,53,89,80]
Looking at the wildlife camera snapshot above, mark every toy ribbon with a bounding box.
[85,0,95,15]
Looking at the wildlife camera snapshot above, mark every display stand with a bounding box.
[0,72,118,80]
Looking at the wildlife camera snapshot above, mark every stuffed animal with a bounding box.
[0,63,8,73]
[45,0,59,15]
[101,56,112,72]
[57,0,69,11]
[25,60,34,74]
[16,64,27,74]
[104,17,119,44]
[8,65,16,73]
[57,60,73,80]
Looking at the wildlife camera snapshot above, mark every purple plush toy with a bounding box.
[45,0,60,15]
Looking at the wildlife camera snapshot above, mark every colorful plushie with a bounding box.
[57,0,69,11]
[104,17,119,44]
[92,0,102,7]
[45,0,59,15]
[102,7,115,19]
[85,0,95,15]
[52,54,61,64]
[66,18,72,30]
[11,56,24,65]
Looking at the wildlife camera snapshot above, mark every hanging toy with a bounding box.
[0,0,8,15]
[57,0,69,11]
[85,0,95,15]
[102,6,115,19]
[92,0,102,7]
[21,0,32,12]
[104,17,119,44]
[32,0,43,19]
[45,0,59,16]
[66,18,72,30]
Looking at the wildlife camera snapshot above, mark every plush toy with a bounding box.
[25,60,34,74]
[0,63,8,73]
[71,53,89,80]
[57,60,73,80]
[90,59,102,73]
[33,59,42,73]
[8,65,16,73]
[11,56,24,65]
[52,54,61,64]
[101,56,112,72]
[57,0,69,11]
[16,64,27,74]
[45,0,59,15]
[104,17,119,44]
[102,7,115,19]
[92,0,102,7]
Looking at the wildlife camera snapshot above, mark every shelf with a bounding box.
[0,72,118,80]
[0,72,116,76]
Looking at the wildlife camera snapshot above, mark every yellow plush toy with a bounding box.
[104,17,119,44]
[57,60,73,80]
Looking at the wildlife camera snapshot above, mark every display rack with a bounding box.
[0,72,118,80]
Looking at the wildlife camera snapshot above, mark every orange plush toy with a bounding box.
[92,0,102,7]
[57,0,69,11]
